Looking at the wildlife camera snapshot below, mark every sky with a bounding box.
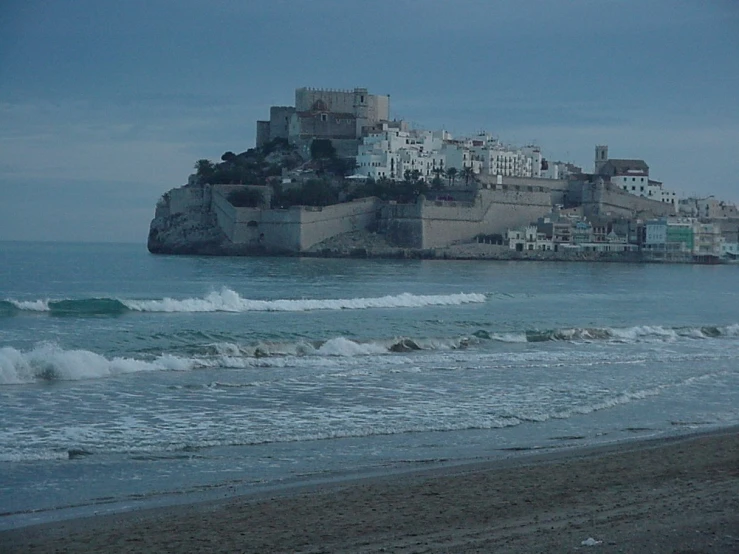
[1,0,738,243]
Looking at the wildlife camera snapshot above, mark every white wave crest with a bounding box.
[0,344,196,385]
[122,288,486,313]
[609,325,678,342]
[9,299,49,311]
[317,337,388,356]
[490,332,528,343]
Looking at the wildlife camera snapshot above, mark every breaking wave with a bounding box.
[0,344,197,385]
[0,335,476,384]
[477,324,739,343]
[1,289,487,316]
[3,320,737,385]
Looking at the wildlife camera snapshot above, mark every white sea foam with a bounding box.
[9,299,50,311]
[0,449,71,463]
[0,344,196,384]
[490,332,528,343]
[122,288,486,313]
[317,337,388,356]
[603,325,678,342]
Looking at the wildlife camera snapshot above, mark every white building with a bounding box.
[356,125,445,180]
[679,197,739,219]
[541,161,579,180]
[507,225,553,251]
[357,129,545,181]
[720,241,739,259]
[692,222,722,256]
[467,134,541,178]
[594,145,678,213]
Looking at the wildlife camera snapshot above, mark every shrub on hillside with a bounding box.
[227,188,264,208]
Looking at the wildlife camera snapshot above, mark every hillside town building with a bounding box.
[594,145,677,211]
[355,129,545,181]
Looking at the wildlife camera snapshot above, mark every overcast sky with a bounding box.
[1,0,737,243]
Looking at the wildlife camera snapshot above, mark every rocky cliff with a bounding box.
[147,184,231,255]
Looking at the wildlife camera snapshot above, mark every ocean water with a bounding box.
[1,241,738,529]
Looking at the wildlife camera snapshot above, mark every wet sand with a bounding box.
[2,428,738,553]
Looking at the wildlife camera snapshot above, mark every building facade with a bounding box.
[256,87,391,150]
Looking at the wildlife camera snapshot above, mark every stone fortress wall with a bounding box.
[158,177,683,254]
[211,185,380,252]
[381,187,554,249]
[581,180,676,219]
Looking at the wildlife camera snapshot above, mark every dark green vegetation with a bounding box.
[347,171,430,204]
[193,139,450,209]
[227,188,264,208]
[272,179,339,208]
[194,138,302,187]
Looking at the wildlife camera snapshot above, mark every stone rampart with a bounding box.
[378,188,553,249]
[582,181,675,219]
[212,189,380,252]
[166,185,210,215]
[422,188,553,248]
[478,176,569,205]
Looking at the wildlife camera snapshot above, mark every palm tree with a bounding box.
[446,167,458,187]
[462,166,475,186]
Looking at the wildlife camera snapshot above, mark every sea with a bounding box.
[1,241,738,530]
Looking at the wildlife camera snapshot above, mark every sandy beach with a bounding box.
[2,428,737,553]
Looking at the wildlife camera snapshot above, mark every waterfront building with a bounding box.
[721,241,739,260]
[507,225,553,251]
[693,222,722,257]
[571,221,594,244]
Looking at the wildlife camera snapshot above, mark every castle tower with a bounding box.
[353,87,369,137]
[594,145,608,174]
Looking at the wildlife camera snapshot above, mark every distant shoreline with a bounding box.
[170,237,732,265]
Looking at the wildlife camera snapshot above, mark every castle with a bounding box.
[148,87,738,261]
[256,87,390,158]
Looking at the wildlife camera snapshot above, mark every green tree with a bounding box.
[462,166,475,186]
[227,188,264,208]
[431,167,445,190]
[194,159,215,179]
[446,167,458,187]
[310,139,337,160]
